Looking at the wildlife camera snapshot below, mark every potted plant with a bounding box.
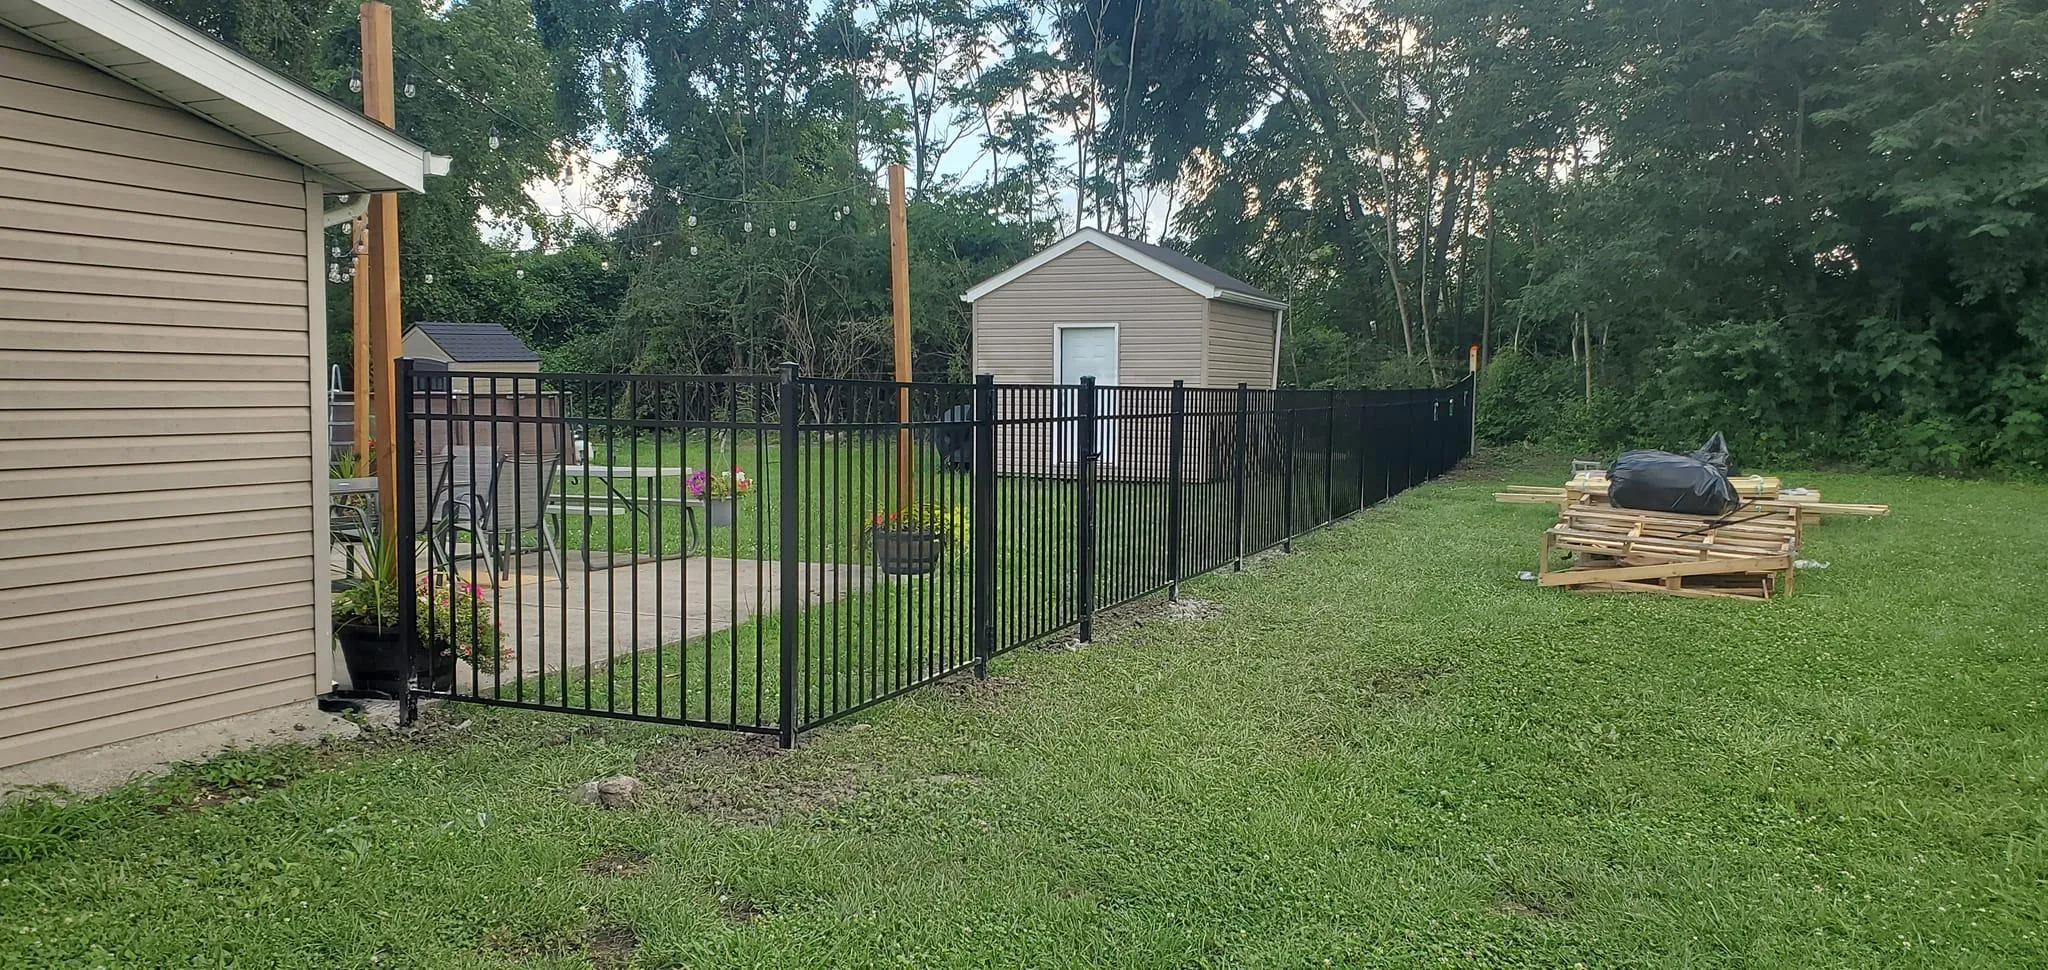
[687,466,754,527]
[332,529,508,697]
[864,503,966,576]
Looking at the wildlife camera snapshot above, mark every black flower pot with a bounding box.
[336,623,455,697]
[871,529,945,576]
[336,621,408,698]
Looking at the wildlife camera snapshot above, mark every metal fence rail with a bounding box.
[395,362,1474,743]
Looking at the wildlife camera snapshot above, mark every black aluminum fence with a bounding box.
[392,361,1472,744]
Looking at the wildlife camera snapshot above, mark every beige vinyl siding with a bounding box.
[1205,300,1278,389]
[0,27,319,769]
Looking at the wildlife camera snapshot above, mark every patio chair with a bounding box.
[424,445,503,582]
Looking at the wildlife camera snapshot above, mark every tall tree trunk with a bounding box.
[1481,197,1494,368]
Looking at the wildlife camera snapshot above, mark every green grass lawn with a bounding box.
[7,448,2046,968]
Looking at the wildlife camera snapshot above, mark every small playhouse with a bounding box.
[962,228,1287,480]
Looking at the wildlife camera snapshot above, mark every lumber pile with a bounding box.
[1494,469,1890,521]
[1539,503,1802,599]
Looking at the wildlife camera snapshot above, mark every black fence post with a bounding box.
[1323,388,1336,522]
[1165,380,1186,599]
[776,361,802,748]
[1281,390,1296,552]
[1076,376,1098,642]
[971,373,997,678]
[393,357,418,726]
[1232,382,1248,572]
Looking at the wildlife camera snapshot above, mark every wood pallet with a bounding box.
[1538,502,1801,599]
[1495,484,1889,520]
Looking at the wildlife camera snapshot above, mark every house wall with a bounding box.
[0,27,322,769]
[972,242,1209,480]
[1205,300,1278,389]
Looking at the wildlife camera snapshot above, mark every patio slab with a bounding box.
[424,556,869,677]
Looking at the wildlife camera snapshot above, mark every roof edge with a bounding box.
[2,0,435,192]
[962,228,1287,309]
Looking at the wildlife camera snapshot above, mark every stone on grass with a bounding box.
[577,775,642,808]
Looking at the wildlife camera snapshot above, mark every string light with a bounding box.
[402,80,416,99]
[788,219,797,231]
[514,268,524,279]
[424,272,435,284]
[600,259,610,271]
[488,129,501,150]
[689,245,699,256]
[348,69,362,94]
[686,214,697,227]
[768,226,776,237]
[742,221,752,233]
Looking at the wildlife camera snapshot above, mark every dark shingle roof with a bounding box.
[1097,231,1282,304]
[409,322,539,363]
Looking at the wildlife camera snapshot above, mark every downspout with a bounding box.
[1269,307,1286,388]
[322,193,371,228]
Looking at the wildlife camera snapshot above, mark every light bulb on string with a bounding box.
[788,219,797,231]
[689,245,699,256]
[424,272,435,284]
[514,268,525,279]
[488,129,501,150]
[402,80,416,99]
[833,210,842,222]
[768,226,776,237]
[600,259,610,271]
[743,221,753,233]
[328,264,342,283]
[348,69,361,94]
[686,214,697,227]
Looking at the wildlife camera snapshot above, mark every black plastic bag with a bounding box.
[1608,447,1739,516]
[1688,432,1732,474]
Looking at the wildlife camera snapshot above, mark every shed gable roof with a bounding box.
[409,322,540,363]
[961,228,1286,309]
[0,0,439,192]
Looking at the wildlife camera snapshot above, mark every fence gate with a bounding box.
[391,359,1474,745]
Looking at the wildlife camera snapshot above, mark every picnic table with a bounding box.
[552,464,705,565]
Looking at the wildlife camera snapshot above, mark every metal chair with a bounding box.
[425,445,503,582]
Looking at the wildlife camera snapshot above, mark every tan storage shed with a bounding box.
[962,228,1287,479]
[0,0,438,770]
[403,321,541,374]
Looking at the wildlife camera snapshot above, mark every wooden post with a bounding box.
[350,214,370,462]
[888,162,912,504]
[360,1,403,535]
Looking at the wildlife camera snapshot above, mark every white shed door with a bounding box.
[1057,325,1119,462]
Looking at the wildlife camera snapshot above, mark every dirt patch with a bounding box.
[713,884,768,923]
[668,765,864,826]
[1494,881,1576,919]
[931,674,1026,704]
[633,732,781,781]
[585,924,640,969]
[582,848,651,878]
[1162,597,1221,621]
[1363,663,1452,701]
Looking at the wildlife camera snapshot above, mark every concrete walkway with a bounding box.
[433,555,868,676]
